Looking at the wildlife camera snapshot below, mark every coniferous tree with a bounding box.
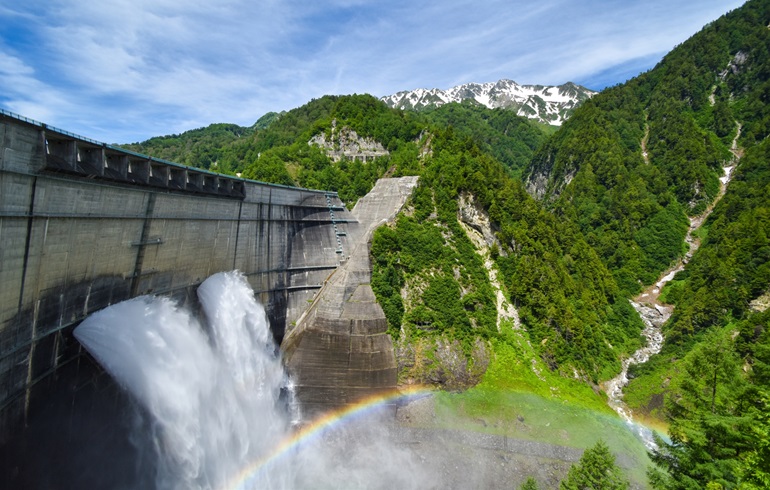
[648,324,768,489]
[737,394,770,489]
[559,440,629,490]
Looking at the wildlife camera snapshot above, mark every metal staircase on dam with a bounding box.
[326,192,346,257]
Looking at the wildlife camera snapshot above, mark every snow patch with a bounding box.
[382,79,596,126]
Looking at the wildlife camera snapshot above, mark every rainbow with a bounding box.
[223,385,435,490]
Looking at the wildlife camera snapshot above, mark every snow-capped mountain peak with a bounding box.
[381,79,596,126]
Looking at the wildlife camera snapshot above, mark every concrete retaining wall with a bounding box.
[0,112,355,439]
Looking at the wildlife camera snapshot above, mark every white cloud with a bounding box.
[0,0,746,142]
[0,49,75,123]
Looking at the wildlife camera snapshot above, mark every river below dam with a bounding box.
[602,157,738,449]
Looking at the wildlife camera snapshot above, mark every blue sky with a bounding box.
[0,0,745,143]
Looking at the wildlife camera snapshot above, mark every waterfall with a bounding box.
[74,271,291,490]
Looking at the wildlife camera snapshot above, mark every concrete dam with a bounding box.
[0,109,415,456]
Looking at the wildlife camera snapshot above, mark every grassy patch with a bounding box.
[420,325,654,486]
[624,354,673,424]
[478,326,613,413]
[432,389,652,487]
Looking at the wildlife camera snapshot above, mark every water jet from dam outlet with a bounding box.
[74,271,434,490]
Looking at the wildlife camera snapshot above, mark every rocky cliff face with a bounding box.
[395,336,490,391]
[392,193,525,392]
[308,119,389,162]
[458,193,498,250]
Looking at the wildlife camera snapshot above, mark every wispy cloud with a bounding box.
[0,0,744,142]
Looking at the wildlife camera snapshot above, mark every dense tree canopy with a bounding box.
[372,127,643,380]
[421,101,550,178]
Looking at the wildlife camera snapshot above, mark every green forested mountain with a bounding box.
[123,122,255,174]
[420,101,553,178]
[371,126,643,383]
[118,1,770,486]
[636,138,770,490]
[122,94,425,204]
[525,0,770,296]
[524,0,770,488]
[123,92,643,382]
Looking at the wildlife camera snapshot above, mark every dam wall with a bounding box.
[282,176,418,417]
[0,111,355,439]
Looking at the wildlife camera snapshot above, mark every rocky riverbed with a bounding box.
[602,146,740,449]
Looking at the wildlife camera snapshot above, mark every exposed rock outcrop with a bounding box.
[750,290,770,312]
[458,193,498,250]
[308,119,389,162]
[396,336,490,391]
[525,165,575,201]
[457,193,521,331]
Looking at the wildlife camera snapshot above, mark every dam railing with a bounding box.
[0,107,335,199]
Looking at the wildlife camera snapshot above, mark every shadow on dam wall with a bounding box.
[0,110,355,476]
[0,350,158,489]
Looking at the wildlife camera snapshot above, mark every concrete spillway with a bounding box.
[282,177,418,417]
[0,111,358,440]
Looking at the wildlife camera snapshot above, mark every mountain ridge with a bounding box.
[381,79,596,126]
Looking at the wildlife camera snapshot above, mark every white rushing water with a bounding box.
[74,272,292,490]
[73,271,430,490]
[604,301,668,450]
